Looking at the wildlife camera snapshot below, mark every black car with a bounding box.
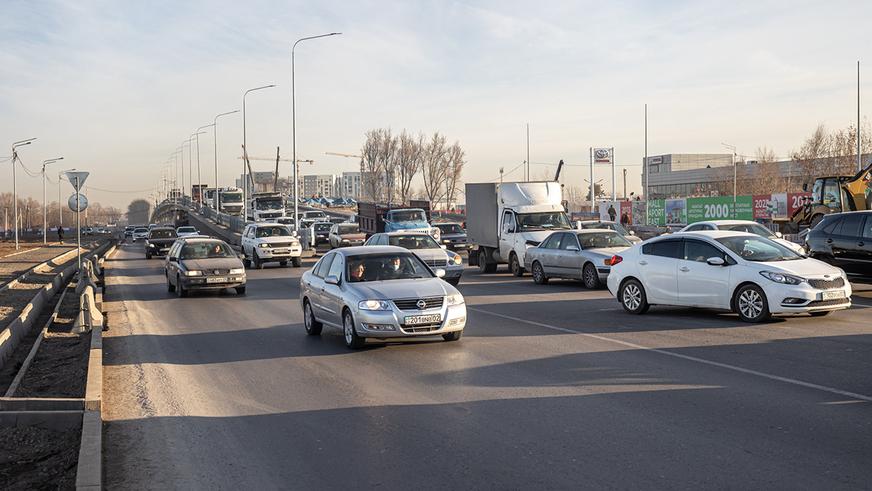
[312,222,332,245]
[146,227,179,259]
[433,222,470,251]
[805,211,872,275]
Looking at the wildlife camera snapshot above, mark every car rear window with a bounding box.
[150,229,177,239]
[642,239,683,258]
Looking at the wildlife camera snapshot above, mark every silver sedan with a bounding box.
[524,229,632,288]
[300,246,467,349]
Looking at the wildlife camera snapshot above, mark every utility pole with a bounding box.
[859,60,862,172]
[622,168,627,199]
[11,138,37,250]
[589,147,595,212]
[526,124,530,181]
[42,157,63,243]
[644,104,648,224]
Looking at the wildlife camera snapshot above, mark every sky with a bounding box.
[1,0,871,209]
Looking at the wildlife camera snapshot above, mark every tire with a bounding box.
[447,277,461,286]
[734,284,770,323]
[583,263,601,289]
[509,252,525,277]
[252,254,262,270]
[303,300,322,335]
[177,276,188,298]
[442,330,463,342]
[343,310,365,349]
[280,261,288,267]
[532,261,548,285]
[810,310,831,317]
[146,253,152,260]
[292,257,302,267]
[619,279,649,315]
[235,286,246,295]
[167,275,176,292]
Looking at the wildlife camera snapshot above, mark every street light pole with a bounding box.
[195,125,213,205]
[213,110,240,211]
[11,138,36,250]
[722,143,738,218]
[292,32,341,230]
[41,157,63,243]
[243,84,277,220]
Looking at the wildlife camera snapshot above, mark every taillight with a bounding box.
[605,255,623,266]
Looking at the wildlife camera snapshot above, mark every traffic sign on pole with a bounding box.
[64,171,90,191]
[68,193,89,212]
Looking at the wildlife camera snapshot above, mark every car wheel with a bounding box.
[532,261,548,285]
[167,274,176,292]
[809,310,831,317]
[509,252,525,277]
[343,310,365,349]
[146,252,152,260]
[620,279,649,314]
[442,330,462,342]
[583,263,601,289]
[252,254,262,269]
[292,257,302,267]
[235,286,246,295]
[734,284,770,323]
[280,260,288,267]
[447,277,461,286]
[476,249,497,274]
[177,275,188,298]
[303,300,322,335]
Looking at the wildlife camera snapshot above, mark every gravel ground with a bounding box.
[0,245,75,285]
[0,425,79,491]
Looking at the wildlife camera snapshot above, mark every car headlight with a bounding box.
[759,271,803,285]
[229,268,244,275]
[147,243,155,248]
[184,270,204,276]
[447,251,462,265]
[446,293,465,306]
[797,246,806,255]
[258,243,269,248]
[358,300,392,311]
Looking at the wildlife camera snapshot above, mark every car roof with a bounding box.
[574,228,618,234]
[579,220,616,224]
[178,236,227,243]
[150,227,176,231]
[690,220,759,226]
[333,245,412,256]
[661,230,756,240]
[382,231,431,236]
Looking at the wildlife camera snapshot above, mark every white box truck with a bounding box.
[466,181,571,275]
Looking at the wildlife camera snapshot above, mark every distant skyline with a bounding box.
[2,0,870,208]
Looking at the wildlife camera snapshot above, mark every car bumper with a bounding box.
[353,304,467,338]
[147,247,171,256]
[765,281,852,314]
[255,246,302,260]
[444,265,464,280]
[180,275,246,290]
[336,239,365,247]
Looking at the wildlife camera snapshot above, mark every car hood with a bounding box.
[520,230,559,244]
[441,233,467,240]
[181,257,243,270]
[584,246,631,259]
[339,233,366,241]
[348,278,451,300]
[147,237,177,245]
[773,238,803,251]
[409,248,448,261]
[757,257,841,278]
[257,236,299,244]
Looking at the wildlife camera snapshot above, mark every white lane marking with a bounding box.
[468,307,872,403]
[0,246,43,259]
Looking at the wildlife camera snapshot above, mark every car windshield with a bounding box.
[517,212,571,231]
[716,236,801,262]
[255,226,291,238]
[305,212,327,218]
[177,227,196,233]
[149,229,177,239]
[389,210,427,222]
[257,199,284,210]
[337,224,359,234]
[577,231,631,248]
[314,223,332,232]
[346,253,433,282]
[180,241,235,259]
[388,235,440,249]
[719,223,776,238]
[436,224,464,234]
[134,228,148,233]
[222,193,242,203]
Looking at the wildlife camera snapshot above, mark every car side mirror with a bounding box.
[434,269,446,278]
[567,245,580,252]
[706,257,725,266]
[169,257,178,262]
[629,230,636,236]
[775,231,783,238]
[440,244,447,250]
[325,275,340,285]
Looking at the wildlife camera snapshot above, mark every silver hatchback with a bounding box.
[300,246,467,349]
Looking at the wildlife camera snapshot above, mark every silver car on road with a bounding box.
[524,229,632,288]
[300,246,467,349]
[364,232,464,285]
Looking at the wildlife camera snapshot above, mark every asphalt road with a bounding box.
[103,242,872,490]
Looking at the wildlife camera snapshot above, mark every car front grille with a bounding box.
[270,242,294,248]
[401,324,441,333]
[423,259,448,268]
[808,277,845,289]
[393,296,444,311]
[806,298,850,308]
[208,269,231,275]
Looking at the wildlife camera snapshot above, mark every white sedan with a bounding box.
[606,230,851,322]
[679,220,805,255]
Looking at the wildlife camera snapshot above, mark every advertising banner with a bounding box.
[647,199,665,226]
[753,195,770,219]
[631,201,647,226]
[664,198,687,225]
[686,196,753,223]
[593,148,612,165]
[788,192,812,217]
[619,201,633,226]
[598,201,621,222]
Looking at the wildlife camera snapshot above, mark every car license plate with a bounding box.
[206,277,227,284]
[404,314,442,325]
[822,290,845,301]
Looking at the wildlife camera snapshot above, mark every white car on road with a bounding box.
[176,226,200,238]
[607,230,851,322]
[241,223,303,269]
[679,220,805,255]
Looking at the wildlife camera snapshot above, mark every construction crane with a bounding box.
[325,151,362,159]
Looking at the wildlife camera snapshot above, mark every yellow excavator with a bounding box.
[790,161,872,230]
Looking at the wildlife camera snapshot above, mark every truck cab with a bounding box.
[467,181,571,276]
[357,200,441,240]
[219,188,243,216]
[248,193,285,222]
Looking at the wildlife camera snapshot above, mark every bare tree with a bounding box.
[379,129,399,205]
[396,131,424,205]
[421,132,448,205]
[443,141,465,207]
[360,129,383,202]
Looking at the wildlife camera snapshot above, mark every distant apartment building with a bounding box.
[303,174,336,198]
[337,172,362,199]
[236,171,277,195]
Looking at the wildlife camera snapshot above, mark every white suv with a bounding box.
[241,223,303,269]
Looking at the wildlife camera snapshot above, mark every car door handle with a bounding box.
[638,260,648,266]
[859,242,865,247]
[826,238,833,244]
[679,266,690,272]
